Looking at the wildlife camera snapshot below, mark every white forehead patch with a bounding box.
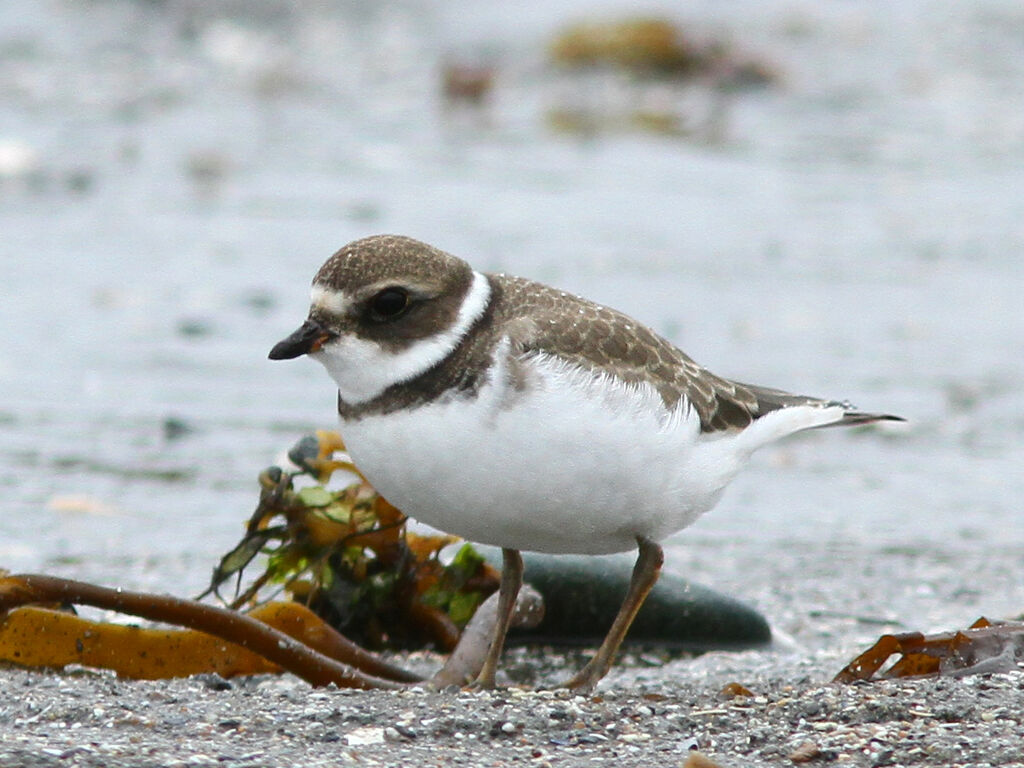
[310,284,351,315]
[312,270,492,405]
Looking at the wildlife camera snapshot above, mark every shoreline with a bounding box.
[3,642,1022,767]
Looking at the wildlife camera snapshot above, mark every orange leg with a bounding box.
[471,548,523,688]
[561,537,663,692]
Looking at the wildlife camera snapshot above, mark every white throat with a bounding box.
[311,270,492,405]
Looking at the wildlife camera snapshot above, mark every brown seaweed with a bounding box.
[835,617,1024,682]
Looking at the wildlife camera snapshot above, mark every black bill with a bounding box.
[268,319,335,360]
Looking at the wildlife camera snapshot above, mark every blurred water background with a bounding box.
[1,0,1022,645]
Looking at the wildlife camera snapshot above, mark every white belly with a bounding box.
[339,354,740,555]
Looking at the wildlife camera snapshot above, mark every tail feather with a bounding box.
[728,398,903,456]
[817,410,906,429]
[739,381,905,429]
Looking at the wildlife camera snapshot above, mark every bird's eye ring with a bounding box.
[369,287,410,321]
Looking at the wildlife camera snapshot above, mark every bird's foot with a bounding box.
[556,664,603,694]
[465,671,503,691]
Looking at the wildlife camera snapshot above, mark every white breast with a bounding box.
[338,349,742,555]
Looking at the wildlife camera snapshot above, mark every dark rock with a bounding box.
[479,549,771,651]
[193,673,232,691]
[176,318,213,338]
[162,416,193,441]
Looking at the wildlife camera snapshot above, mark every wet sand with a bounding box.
[2,1,1023,765]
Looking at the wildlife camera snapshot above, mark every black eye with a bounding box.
[369,287,410,321]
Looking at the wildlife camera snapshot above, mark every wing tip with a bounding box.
[838,410,906,426]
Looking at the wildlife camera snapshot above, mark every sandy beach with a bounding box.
[2,1,1023,765]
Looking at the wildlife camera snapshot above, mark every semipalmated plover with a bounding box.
[270,234,901,691]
